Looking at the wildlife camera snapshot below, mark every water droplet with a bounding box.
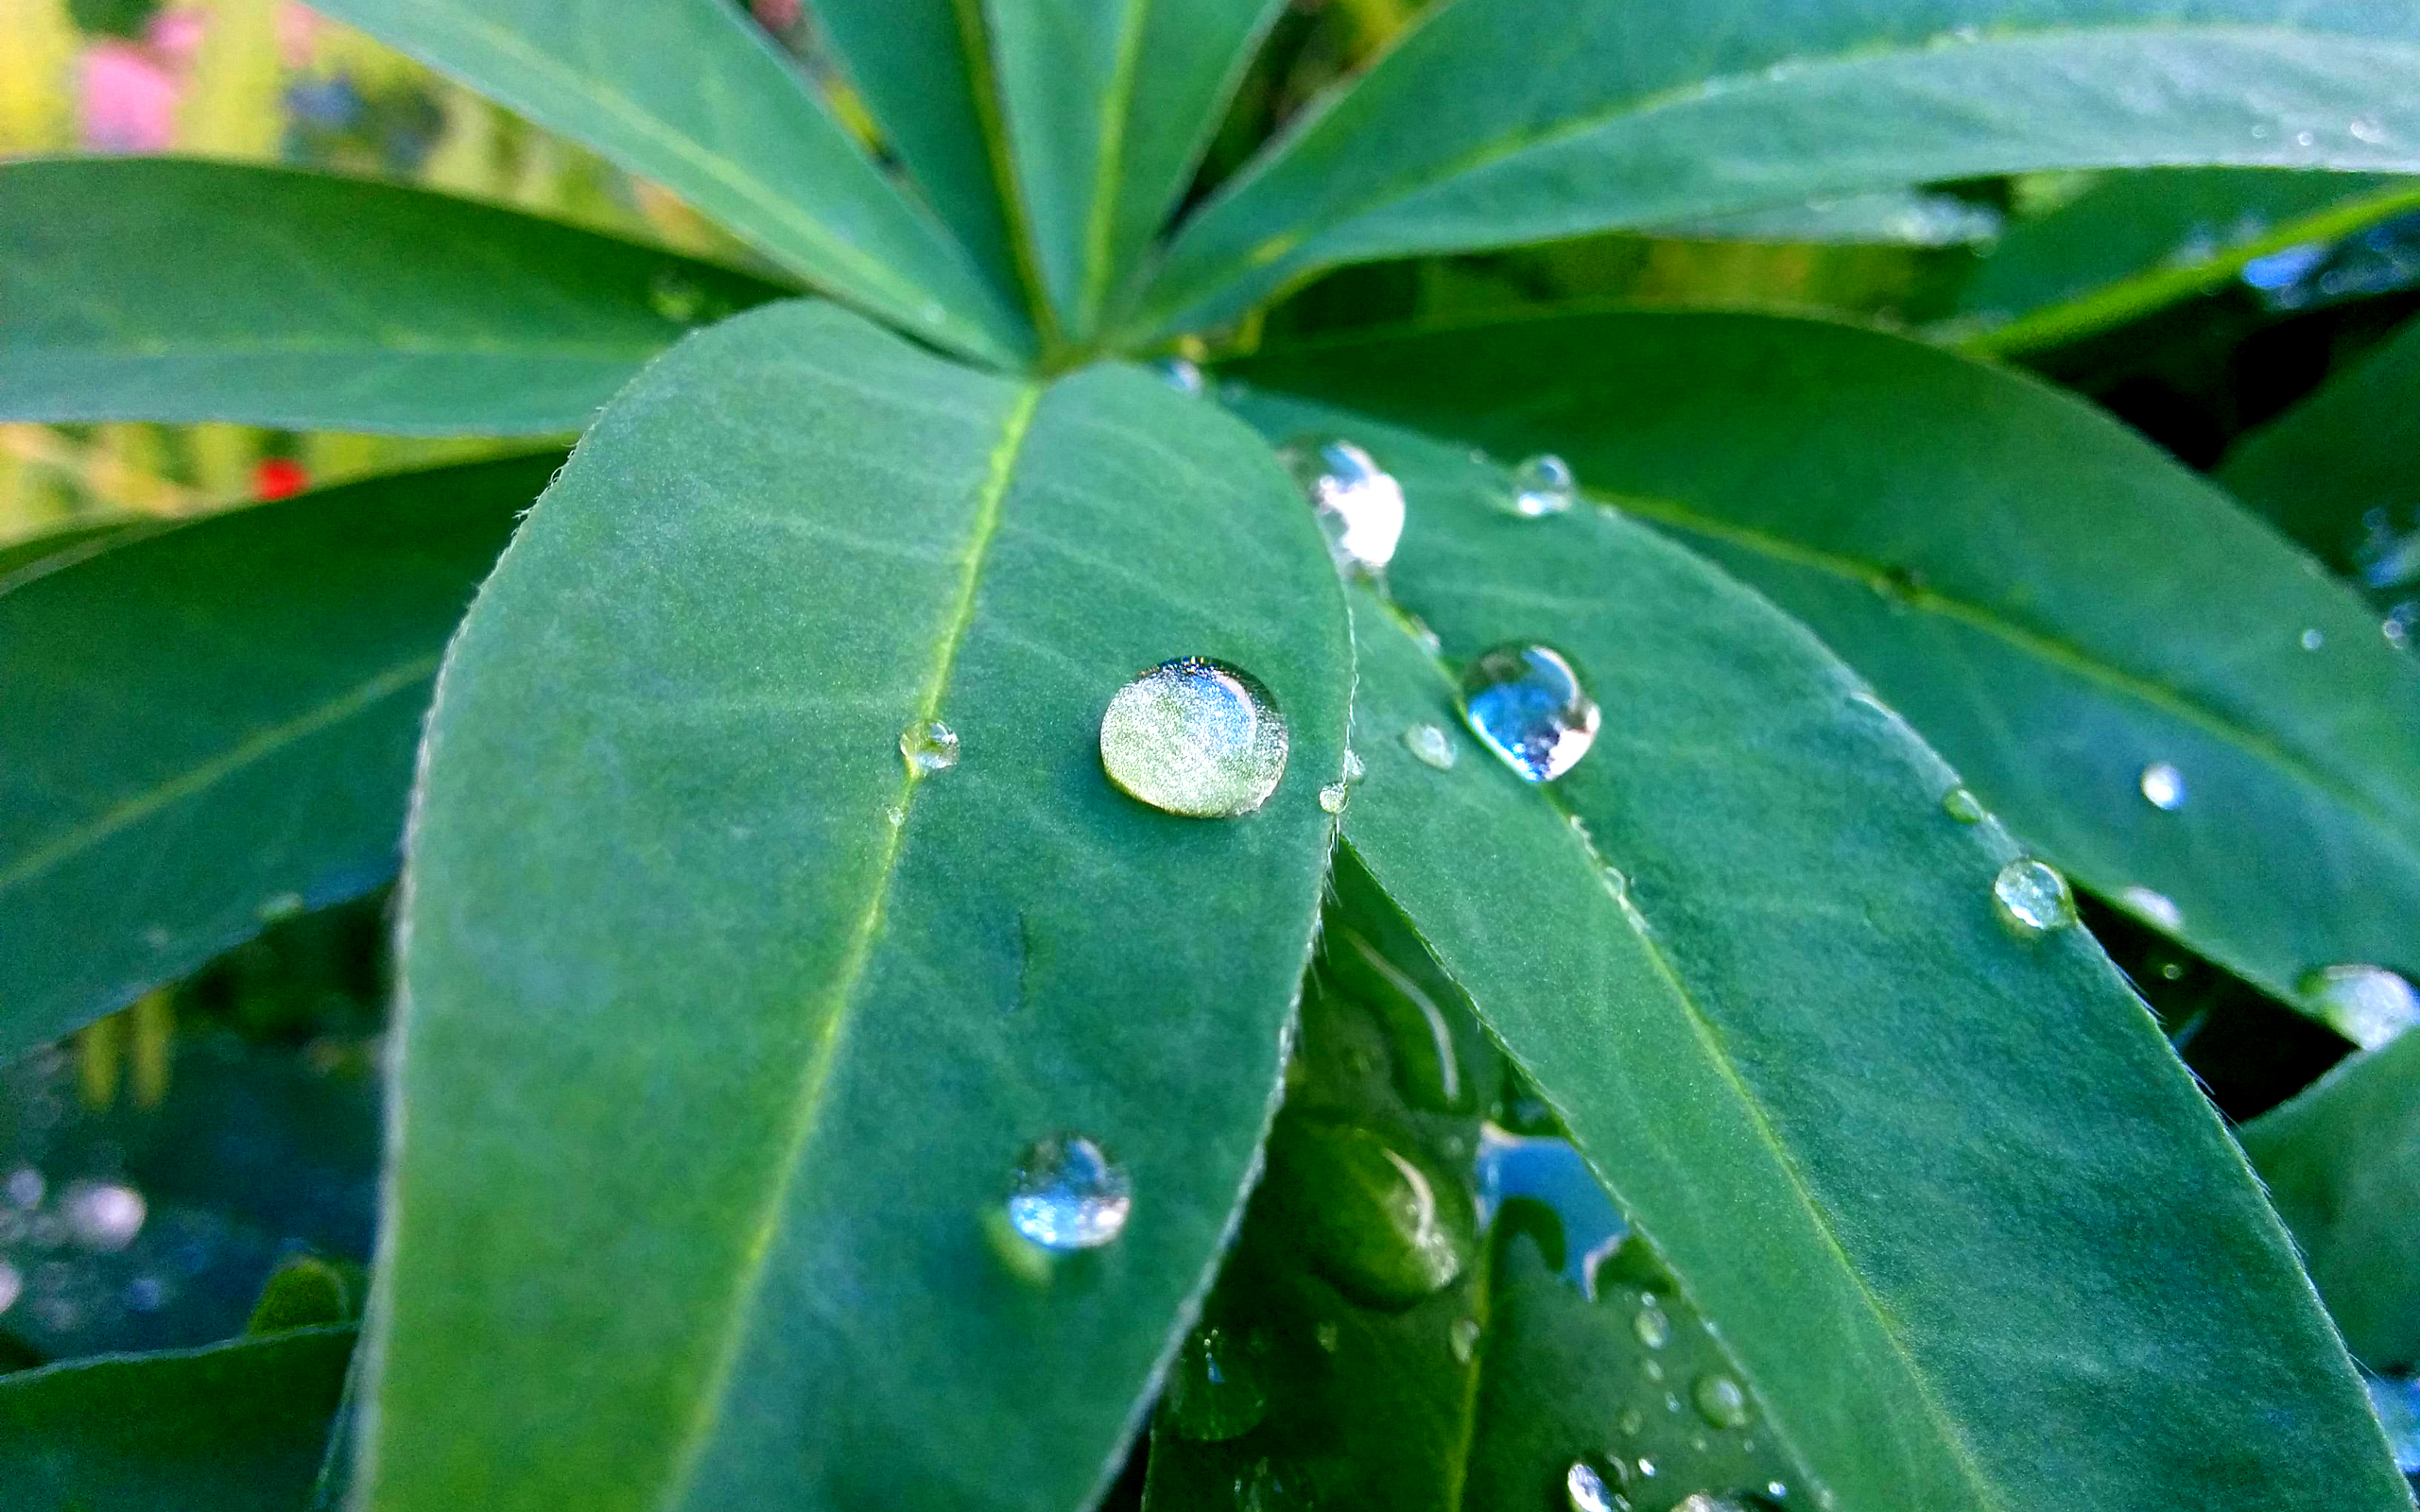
[1642,1357,1667,1383]
[1692,1371,1750,1428]
[2301,627,2325,650]
[61,1181,145,1251]
[1099,658,1288,817]
[1006,1134,1132,1251]
[1153,357,1207,397]
[1507,454,1578,518]
[6,1166,44,1209]
[900,719,959,776]
[1164,1324,1270,1441]
[1565,1458,1627,1512]
[1279,1124,1474,1307]
[1342,748,1365,782]
[1992,859,2076,936]
[1449,1315,1480,1364]
[1459,644,1600,782]
[2385,601,2417,648]
[259,891,305,922]
[1404,722,1457,770]
[2351,117,2389,146]
[2294,129,2317,148]
[1617,1406,1646,1436]
[2119,886,2182,932]
[2137,762,2185,812]
[1636,1457,1658,1480]
[2300,964,2420,1050]
[1314,1320,1341,1353]
[884,803,906,828]
[1769,1484,1789,1502]
[1319,782,1350,814]
[1941,786,1985,824]
[1280,438,1405,574]
[648,267,706,323]
[1405,614,1443,654]
[1633,1294,1672,1349]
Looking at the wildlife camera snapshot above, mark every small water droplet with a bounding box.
[900,719,959,775]
[1099,658,1288,817]
[1280,438,1405,574]
[2294,129,2317,148]
[2300,964,2420,1050]
[884,803,906,828]
[1319,782,1350,814]
[1507,454,1578,517]
[1449,1315,1481,1364]
[1636,1457,1658,1480]
[259,891,305,922]
[1460,644,1600,782]
[1403,722,1457,769]
[1006,1134,1132,1251]
[1164,1324,1270,1441]
[1314,1320,1341,1353]
[2351,117,2389,145]
[1565,1458,1626,1512]
[1153,357,1207,397]
[1633,1294,1672,1349]
[1642,1357,1667,1383]
[2119,886,2182,932]
[1941,786,1985,823]
[2137,761,2185,812]
[1617,1406,1646,1436]
[1692,1371,1750,1428]
[2385,601,2416,648]
[1342,749,1365,782]
[61,1181,145,1251]
[2301,627,2325,650]
[1992,859,2076,936]
[1404,614,1443,654]
[1769,1484,1790,1502]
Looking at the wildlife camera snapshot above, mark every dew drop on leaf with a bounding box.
[1941,786,1986,823]
[1992,859,2076,936]
[1403,722,1457,770]
[1564,1457,1627,1512]
[899,719,959,776]
[1449,1315,1480,1364]
[2301,627,2325,650]
[1319,782,1349,814]
[1281,1124,1474,1307]
[1692,1372,1751,1429]
[2299,964,2420,1050]
[1163,1324,1269,1442]
[1507,453,1578,517]
[1459,644,1600,782]
[2137,761,2185,812]
[1099,658,1288,817]
[1005,1134,1131,1251]
[1152,356,1207,397]
[1634,1294,1672,1349]
[1278,437,1405,575]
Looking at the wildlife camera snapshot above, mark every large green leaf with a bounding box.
[305,0,1031,364]
[0,1326,355,1512]
[0,157,780,433]
[1236,311,2420,1016]
[0,455,553,1062]
[2241,1031,2420,1371]
[1219,393,2402,1509]
[1130,0,2420,337]
[2220,311,2420,593]
[360,300,1352,1511]
[983,0,1282,340]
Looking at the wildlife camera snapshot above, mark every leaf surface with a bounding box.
[0,158,780,433]
[1237,311,2420,1013]
[0,455,554,1061]
[1216,392,2403,1510]
[1132,0,2420,336]
[363,301,1352,1512]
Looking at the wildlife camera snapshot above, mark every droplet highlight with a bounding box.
[900,719,959,776]
[2137,761,2185,812]
[1099,658,1288,817]
[1459,644,1600,782]
[1006,1134,1132,1251]
[1992,859,2076,936]
[2300,964,2420,1050]
[1280,437,1406,575]
[1507,454,1578,518]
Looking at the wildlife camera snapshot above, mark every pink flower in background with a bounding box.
[79,43,180,153]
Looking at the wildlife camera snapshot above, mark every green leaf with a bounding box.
[1217,394,2401,1509]
[2241,1031,2420,1370]
[2220,311,2420,592]
[1952,169,2420,353]
[1235,310,2420,1016]
[0,1326,355,1512]
[362,300,1352,1511]
[0,157,782,433]
[0,455,554,1062]
[1654,188,2004,247]
[0,516,149,587]
[1131,0,2420,337]
[304,0,1031,365]
[984,0,1283,340]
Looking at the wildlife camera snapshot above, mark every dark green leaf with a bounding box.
[0,516,151,588]
[361,301,1352,1511]
[1236,311,2420,1016]
[1220,392,2403,1510]
[2241,1031,2420,1370]
[0,455,555,1062]
[1132,0,2420,337]
[1655,188,2004,248]
[0,157,784,433]
[304,0,1031,364]
[0,1326,355,1512]
[984,0,1283,339]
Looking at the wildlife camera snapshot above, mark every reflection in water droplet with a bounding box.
[2301,627,2325,650]
[1942,787,1985,824]
[900,719,959,776]
[2300,964,2420,1050]
[1164,1324,1270,1442]
[1692,1372,1751,1428]
[1319,782,1350,814]
[2119,886,2182,932]
[1099,658,1288,817]
[1508,454,1578,518]
[1404,723,1458,770]
[1153,357,1207,397]
[1634,1295,1672,1349]
[1460,644,1600,782]
[1280,438,1406,575]
[2137,762,2185,812]
[1565,1459,1626,1512]
[1992,859,2076,936]
[1006,1134,1132,1251]
[1449,1315,1480,1364]
[62,1182,145,1251]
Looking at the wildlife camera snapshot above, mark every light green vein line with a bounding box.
[0,654,441,895]
[1074,0,1153,335]
[652,379,1046,1509]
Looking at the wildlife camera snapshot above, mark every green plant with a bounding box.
[4,2,2420,1508]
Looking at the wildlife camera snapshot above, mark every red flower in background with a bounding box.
[252,457,308,500]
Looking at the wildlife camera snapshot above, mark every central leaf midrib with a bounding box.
[652,379,1045,1509]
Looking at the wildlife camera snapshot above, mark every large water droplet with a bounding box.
[1565,1458,1628,1512]
[1404,722,1457,770]
[1278,1123,1474,1307]
[1507,454,1578,518]
[2299,964,2420,1050]
[1163,1324,1270,1441]
[900,719,959,776]
[1460,644,1600,782]
[1099,658,1288,817]
[1992,859,2076,936]
[1006,1134,1132,1251]
[1692,1372,1751,1428]
[1280,438,1405,575]
[1941,786,1985,824]
[2137,762,2185,812]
